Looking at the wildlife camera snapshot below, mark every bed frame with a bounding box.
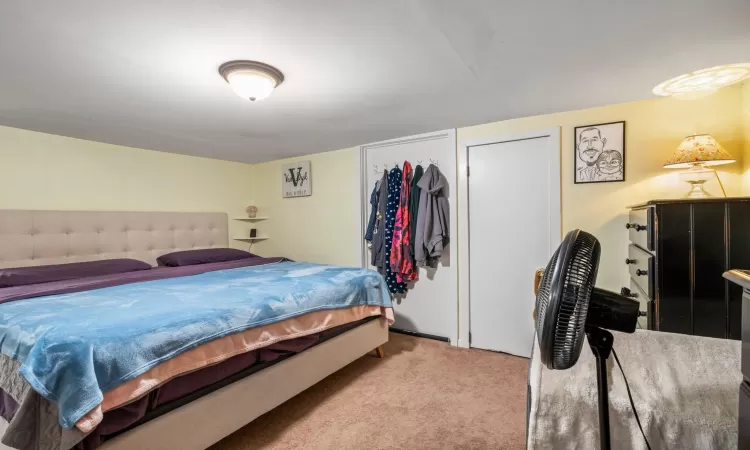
[0,210,389,449]
[101,318,387,450]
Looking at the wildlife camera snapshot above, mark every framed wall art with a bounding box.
[282,160,312,198]
[573,121,625,184]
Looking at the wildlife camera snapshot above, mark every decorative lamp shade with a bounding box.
[663,134,735,169]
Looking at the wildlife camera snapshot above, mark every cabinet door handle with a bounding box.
[620,287,637,298]
[625,223,647,231]
[636,269,648,276]
[625,258,636,265]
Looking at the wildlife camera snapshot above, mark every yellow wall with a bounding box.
[0,125,255,248]
[459,84,745,291]
[247,148,362,266]
[249,85,745,292]
[1,83,746,288]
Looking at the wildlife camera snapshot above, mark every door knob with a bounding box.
[625,258,636,264]
[636,269,648,276]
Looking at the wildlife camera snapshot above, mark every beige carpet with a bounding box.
[210,333,529,450]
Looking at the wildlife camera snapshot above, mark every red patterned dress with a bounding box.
[390,162,417,283]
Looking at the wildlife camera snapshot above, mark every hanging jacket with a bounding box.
[364,180,381,242]
[371,170,388,273]
[408,165,424,265]
[384,167,407,294]
[415,164,450,267]
[390,162,416,283]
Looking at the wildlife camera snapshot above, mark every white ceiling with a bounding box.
[0,1,748,164]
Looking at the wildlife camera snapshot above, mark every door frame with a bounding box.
[457,127,562,349]
[359,129,459,344]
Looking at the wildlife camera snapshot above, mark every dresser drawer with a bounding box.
[628,278,651,330]
[627,244,653,298]
[627,207,654,251]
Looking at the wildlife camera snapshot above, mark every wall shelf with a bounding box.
[233,217,268,222]
[233,236,269,242]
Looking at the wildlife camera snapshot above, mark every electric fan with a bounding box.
[535,229,640,450]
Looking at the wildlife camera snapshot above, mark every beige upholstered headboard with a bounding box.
[0,210,228,268]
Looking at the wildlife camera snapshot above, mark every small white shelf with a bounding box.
[233,236,269,242]
[233,217,268,222]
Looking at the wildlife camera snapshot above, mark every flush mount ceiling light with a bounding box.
[653,63,750,97]
[219,61,284,101]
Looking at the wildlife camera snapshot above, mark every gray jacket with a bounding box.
[415,164,449,267]
[371,170,389,273]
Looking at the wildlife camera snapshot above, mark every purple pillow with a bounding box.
[156,248,255,267]
[0,259,152,288]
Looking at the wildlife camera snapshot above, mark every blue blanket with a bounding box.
[0,261,392,428]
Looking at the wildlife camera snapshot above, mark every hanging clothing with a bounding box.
[371,170,389,273]
[384,167,407,294]
[408,164,424,265]
[415,164,450,268]
[390,162,416,283]
[364,179,381,242]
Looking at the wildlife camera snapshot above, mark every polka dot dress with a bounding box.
[385,167,406,294]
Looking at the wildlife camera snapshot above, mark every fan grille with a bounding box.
[535,230,600,370]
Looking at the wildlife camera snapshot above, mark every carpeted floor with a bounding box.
[210,333,529,450]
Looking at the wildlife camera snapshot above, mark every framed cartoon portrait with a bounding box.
[573,121,625,184]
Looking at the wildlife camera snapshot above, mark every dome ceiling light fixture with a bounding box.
[219,60,284,101]
[653,63,750,98]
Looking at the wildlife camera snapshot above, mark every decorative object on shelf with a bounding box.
[218,60,284,101]
[245,206,258,218]
[282,160,312,198]
[250,229,257,238]
[663,134,735,198]
[653,63,750,98]
[573,121,625,184]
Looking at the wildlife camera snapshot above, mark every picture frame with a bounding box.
[282,160,312,198]
[573,121,626,184]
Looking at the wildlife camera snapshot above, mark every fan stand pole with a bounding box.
[586,326,614,450]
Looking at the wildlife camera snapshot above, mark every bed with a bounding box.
[526,329,741,449]
[0,210,392,450]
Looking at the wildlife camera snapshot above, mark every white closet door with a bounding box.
[468,135,558,357]
[361,130,457,342]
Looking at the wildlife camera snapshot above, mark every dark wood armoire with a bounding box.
[624,198,750,339]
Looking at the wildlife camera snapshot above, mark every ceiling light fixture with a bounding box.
[219,61,284,101]
[653,63,750,97]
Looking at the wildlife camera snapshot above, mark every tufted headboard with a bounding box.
[0,210,228,268]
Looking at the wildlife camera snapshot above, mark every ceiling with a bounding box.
[0,1,748,164]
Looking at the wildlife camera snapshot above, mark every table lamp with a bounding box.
[663,134,735,198]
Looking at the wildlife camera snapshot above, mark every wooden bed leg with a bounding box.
[374,345,385,359]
